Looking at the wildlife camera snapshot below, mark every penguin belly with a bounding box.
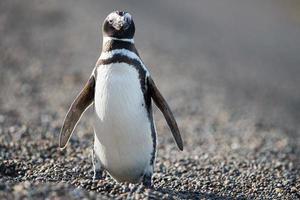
[93,63,153,183]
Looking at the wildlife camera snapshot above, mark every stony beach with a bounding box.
[1,1,299,199]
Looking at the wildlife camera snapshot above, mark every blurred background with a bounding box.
[1,0,299,145]
[0,0,299,198]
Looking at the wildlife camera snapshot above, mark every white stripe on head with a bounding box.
[106,12,132,23]
[99,49,149,76]
[106,11,133,31]
[106,12,120,21]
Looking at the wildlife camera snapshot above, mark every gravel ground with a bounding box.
[1,1,300,199]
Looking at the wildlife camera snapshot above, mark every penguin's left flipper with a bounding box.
[148,77,184,151]
[59,74,95,149]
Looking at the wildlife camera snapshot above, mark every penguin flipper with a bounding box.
[59,75,95,149]
[148,77,183,151]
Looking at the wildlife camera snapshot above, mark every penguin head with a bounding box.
[103,11,135,39]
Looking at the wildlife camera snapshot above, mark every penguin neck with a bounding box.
[103,36,134,44]
[102,36,139,55]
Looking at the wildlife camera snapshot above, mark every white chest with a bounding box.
[93,63,153,182]
[94,63,144,121]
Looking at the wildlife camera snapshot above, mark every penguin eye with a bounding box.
[108,19,113,24]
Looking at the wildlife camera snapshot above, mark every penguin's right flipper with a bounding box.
[148,77,183,151]
[59,74,95,149]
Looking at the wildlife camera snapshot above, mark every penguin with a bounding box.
[59,11,183,187]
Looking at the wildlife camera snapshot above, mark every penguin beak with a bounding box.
[112,16,128,30]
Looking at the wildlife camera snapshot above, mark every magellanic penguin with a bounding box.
[59,11,183,187]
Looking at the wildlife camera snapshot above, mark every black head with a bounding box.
[102,11,135,39]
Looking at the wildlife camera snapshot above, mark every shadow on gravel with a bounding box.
[154,187,238,200]
[0,160,26,177]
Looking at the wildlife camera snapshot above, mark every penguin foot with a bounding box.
[127,183,146,199]
[142,174,152,188]
[91,147,104,181]
[93,169,104,181]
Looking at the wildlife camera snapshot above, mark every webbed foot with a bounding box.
[142,173,152,188]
